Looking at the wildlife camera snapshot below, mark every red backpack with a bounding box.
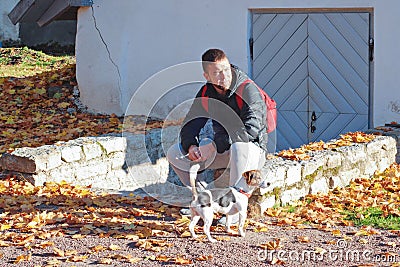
[201,79,277,133]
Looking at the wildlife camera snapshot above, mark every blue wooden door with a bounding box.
[251,12,371,152]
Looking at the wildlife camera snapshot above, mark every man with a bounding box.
[167,48,267,204]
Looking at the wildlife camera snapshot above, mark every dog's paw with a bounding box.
[239,230,246,237]
[226,228,234,234]
[208,238,218,243]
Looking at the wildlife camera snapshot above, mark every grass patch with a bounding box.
[342,207,400,230]
[0,46,75,77]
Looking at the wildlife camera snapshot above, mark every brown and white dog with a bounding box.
[188,163,263,243]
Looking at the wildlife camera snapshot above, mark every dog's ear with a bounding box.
[243,170,263,185]
[242,171,251,184]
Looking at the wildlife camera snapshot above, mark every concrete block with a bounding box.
[256,195,276,213]
[96,136,127,155]
[285,161,302,186]
[261,158,286,189]
[75,162,109,180]
[61,146,82,162]
[336,144,366,165]
[32,172,49,186]
[310,179,329,194]
[49,164,76,183]
[280,187,307,205]
[338,168,360,187]
[324,151,342,169]
[109,151,126,169]
[82,141,103,160]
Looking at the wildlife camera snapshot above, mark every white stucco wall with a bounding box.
[0,0,19,42]
[76,0,400,126]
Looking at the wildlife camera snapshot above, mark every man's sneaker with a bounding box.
[216,213,239,225]
[179,208,191,216]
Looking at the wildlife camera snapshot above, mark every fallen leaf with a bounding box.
[108,244,121,251]
[196,255,213,261]
[98,258,113,264]
[14,253,31,263]
[53,247,65,257]
[297,236,310,243]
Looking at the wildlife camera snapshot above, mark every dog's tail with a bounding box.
[189,163,200,199]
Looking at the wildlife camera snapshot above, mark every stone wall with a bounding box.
[0,126,397,211]
[250,135,397,214]
[0,128,179,191]
[366,126,400,163]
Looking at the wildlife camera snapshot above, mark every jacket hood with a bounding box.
[227,65,250,97]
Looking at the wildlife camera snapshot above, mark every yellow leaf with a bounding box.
[71,234,84,239]
[53,247,65,257]
[5,117,14,124]
[297,236,310,243]
[27,221,39,228]
[125,234,140,241]
[34,88,46,95]
[314,247,327,254]
[98,258,113,264]
[0,224,11,231]
[269,256,286,265]
[155,255,170,262]
[46,259,62,265]
[196,255,213,261]
[259,239,283,250]
[36,241,54,249]
[331,229,341,236]
[91,245,106,252]
[386,241,397,248]
[57,102,70,108]
[108,244,121,251]
[180,231,192,238]
[67,255,88,262]
[14,254,31,263]
[254,226,269,233]
[0,240,9,247]
[127,257,142,263]
[65,250,78,256]
[172,257,193,265]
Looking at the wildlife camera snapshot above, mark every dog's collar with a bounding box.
[233,186,252,198]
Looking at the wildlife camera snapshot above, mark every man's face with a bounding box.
[203,58,232,92]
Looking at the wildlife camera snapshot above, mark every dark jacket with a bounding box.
[180,65,268,153]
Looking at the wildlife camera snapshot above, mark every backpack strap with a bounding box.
[235,79,252,110]
[201,84,208,112]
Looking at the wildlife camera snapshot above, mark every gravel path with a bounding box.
[0,218,399,267]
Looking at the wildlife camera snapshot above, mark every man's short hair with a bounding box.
[202,49,227,72]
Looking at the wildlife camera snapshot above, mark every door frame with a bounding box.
[248,7,375,129]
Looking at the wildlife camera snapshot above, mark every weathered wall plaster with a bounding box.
[76,0,400,127]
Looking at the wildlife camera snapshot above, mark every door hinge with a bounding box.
[249,37,254,61]
[369,38,374,62]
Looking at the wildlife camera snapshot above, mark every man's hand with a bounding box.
[188,145,202,161]
[188,141,217,162]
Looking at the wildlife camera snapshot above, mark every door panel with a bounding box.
[251,11,371,151]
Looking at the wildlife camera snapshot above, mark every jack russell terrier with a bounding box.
[188,163,265,243]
